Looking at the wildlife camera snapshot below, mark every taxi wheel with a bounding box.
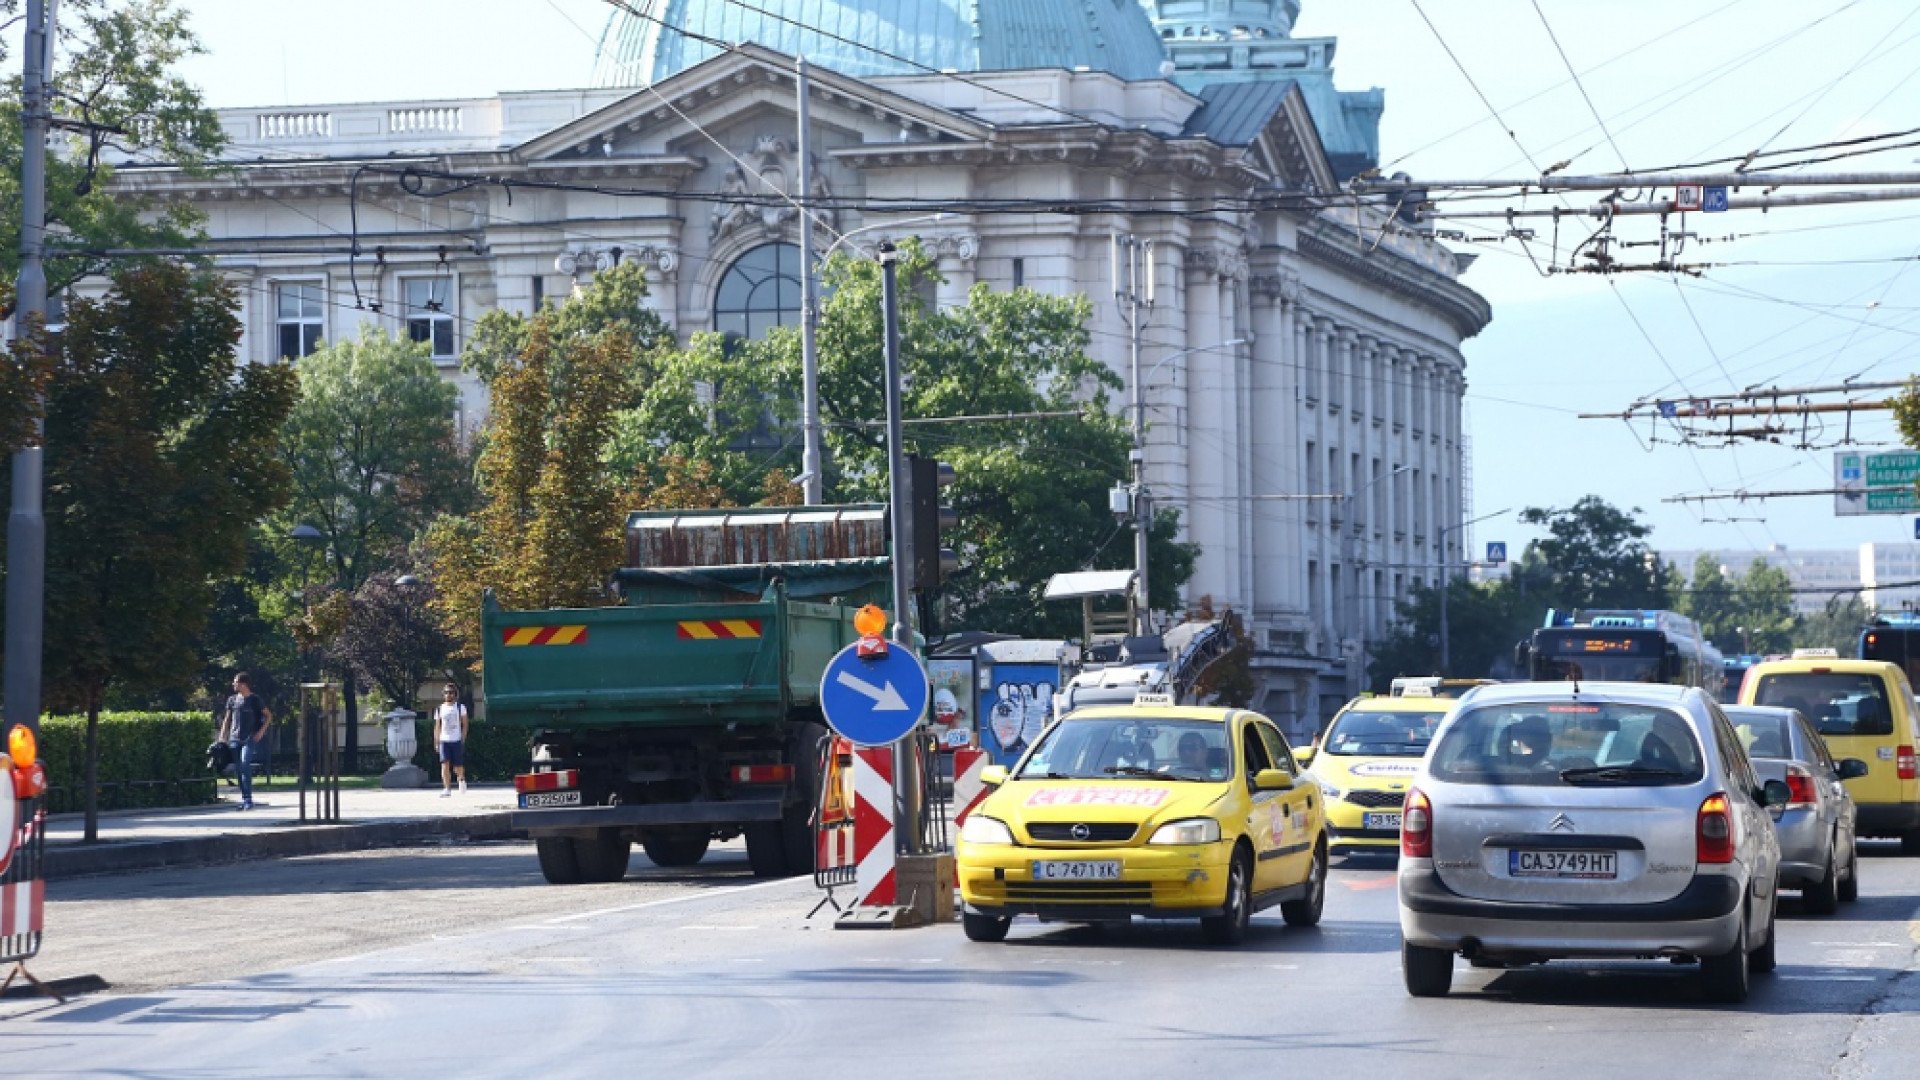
[963,909,1012,943]
[1201,847,1254,946]
[1281,839,1328,928]
[1901,830,1920,856]
[1839,844,1860,903]
[1402,942,1453,998]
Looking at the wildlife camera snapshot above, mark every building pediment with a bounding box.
[513,43,994,167]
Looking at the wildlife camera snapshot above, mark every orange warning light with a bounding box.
[853,604,889,638]
[6,724,33,769]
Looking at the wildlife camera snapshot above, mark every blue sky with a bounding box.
[169,0,1920,560]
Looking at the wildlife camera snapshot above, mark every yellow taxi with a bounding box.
[1741,653,1920,850]
[956,700,1328,945]
[1298,693,1455,855]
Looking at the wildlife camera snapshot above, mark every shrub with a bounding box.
[38,712,217,814]
[411,719,527,782]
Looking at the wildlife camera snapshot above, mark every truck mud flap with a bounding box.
[512,799,785,834]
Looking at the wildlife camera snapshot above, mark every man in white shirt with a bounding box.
[434,684,470,796]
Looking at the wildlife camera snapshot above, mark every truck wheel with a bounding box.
[535,836,584,885]
[641,828,710,868]
[781,721,831,874]
[746,823,791,878]
[574,829,632,883]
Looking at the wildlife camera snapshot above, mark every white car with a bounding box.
[1397,682,1786,1003]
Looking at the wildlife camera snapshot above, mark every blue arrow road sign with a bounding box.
[819,641,930,746]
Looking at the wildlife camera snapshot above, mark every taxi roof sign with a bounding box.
[1133,691,1176,707]
[1791,648,1840,658]
[1400,684,1436,697]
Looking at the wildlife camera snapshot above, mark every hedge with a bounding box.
[407,718,528,783]
[38,712,218,814]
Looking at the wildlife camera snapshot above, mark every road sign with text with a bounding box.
[1836,450,1920,516]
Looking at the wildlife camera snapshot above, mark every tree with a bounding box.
[277,328,468,766]
[427,301,636,661]
[1735,560,1796,655]
[0,0,225,301]
[34,264,296,840]
[1677,554,1740,651]
[325,569,458,716]
[1797,595,1872,653]
[1519,496,1668,613]
[1367,575,1541,687]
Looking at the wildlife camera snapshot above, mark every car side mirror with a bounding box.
[980,765,1007,787]
[1760,779,1791,807]
[1291,746,1317,768]
[1253,768,1296,792]
[1837,758,1870,781]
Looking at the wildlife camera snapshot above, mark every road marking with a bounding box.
[545,877,804,925]
[679,924,760,930]
[1340,877,1397,891]
[1811,941,1907,947]
[1778,975,1877,982]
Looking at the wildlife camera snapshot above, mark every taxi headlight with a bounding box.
[960,815,1015,845]
[1316,779,1342,800]
[1148,817,1222,845]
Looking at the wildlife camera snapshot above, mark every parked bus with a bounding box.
[1516,608,1725,697]
[1721,654,1764,703]
[1860,614,1920,686]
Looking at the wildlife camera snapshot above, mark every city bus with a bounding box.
[1516,609,1726,697]
[1860,614,1920,686]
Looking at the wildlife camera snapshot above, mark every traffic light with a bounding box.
[905,454,957,593]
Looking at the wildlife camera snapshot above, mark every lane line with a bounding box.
[545,877,806,924]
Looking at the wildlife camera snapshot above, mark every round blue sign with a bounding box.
[818,642,931,746]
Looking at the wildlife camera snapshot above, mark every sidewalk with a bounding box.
[40,782,521,880]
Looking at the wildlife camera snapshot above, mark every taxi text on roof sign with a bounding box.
[1133,692,1175,706]
[500,624,589,647]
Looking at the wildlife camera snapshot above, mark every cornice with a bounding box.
[1297,217,1492,340]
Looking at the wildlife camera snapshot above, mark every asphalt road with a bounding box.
[7,842,1920,1078]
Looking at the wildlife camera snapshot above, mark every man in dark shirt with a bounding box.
[219,673,272,810]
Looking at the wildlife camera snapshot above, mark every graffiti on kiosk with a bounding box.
[988,681,1054,757]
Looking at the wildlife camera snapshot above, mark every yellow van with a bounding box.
[1741,655,1920,851]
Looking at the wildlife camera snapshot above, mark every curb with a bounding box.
[41,813,523,880]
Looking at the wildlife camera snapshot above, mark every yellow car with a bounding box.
[1299,694,1454,855]
[956,702,1328,945]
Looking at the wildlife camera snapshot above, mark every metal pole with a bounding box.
[1118,235,1154,637]
[4,0,51,737]
[796,56,824,505]
[879,244,924,856]
[1438,550,1451,673]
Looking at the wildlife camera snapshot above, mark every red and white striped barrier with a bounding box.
[0,799,45,963]
[952,747,991,827]
[852,745,896,907]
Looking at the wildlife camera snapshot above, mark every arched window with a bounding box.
[713,242,802,340]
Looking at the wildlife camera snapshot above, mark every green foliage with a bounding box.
[1518,496,1669,612]
[0,0,226,301]
[1368,576,1542,688]
[38,712,215,814]
[1675,556,1802,655]
[1736,561,1796,654]
[277,328,469,593]
[411,718,527,782]
[1678,554,1739,648]
[1796,595,1873,654]
[460,261,674,388]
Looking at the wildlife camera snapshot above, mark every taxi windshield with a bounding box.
[1323,708,1447,757]
[1752,672,1894,737]
[1015,716,1231,782]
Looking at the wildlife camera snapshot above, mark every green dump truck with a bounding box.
[486,505,890,884]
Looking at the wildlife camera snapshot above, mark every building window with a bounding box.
[1012,257,1025,288]
[404,277,456,360]
[276,282,324,360]
[713,242,801,340]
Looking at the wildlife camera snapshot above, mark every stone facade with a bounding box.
[102,39,1487,737]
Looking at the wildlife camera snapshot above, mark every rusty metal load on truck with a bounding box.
[485,504,897,885]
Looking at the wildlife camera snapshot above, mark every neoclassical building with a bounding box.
[104,0,1489,736]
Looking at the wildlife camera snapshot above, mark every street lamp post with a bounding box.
[1436,507,1513,672]
[289,524,327,816]
[1340,464,1411,693]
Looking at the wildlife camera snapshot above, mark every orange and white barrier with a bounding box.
[813,738,857,888]
[952,747,991,827]
[2,724,48,968]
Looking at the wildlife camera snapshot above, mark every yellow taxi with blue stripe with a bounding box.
[1299,692,1455,855]
[957,698,1329,945]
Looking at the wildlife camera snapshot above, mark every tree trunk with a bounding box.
[342,674,360,774]
[84,697,101,843]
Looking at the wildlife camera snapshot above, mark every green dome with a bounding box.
[592,0,1172,85]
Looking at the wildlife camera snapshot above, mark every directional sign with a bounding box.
[820,640,930,747]
[1486,541,1507,565]
[1836,450,1920,516]
[1703,186,1730,213]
